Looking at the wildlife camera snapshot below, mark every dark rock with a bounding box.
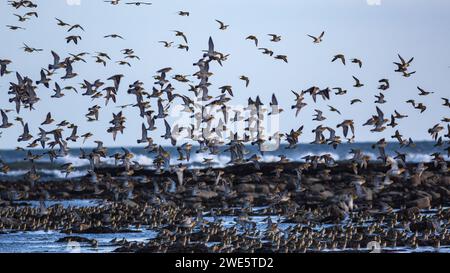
[407,197,431,209]
[63,226,141,234]
[410,220,438,233]
[255,184,270,194]
[195,190,218,200]
[309,184,325,193]
[56,236,94,244]
[236,184,255,193]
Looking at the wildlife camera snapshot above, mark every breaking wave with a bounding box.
[0,142,447,181]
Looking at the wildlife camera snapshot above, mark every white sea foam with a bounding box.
[132,154,154,166]
[53,154,90,167]
[0,169,86,180]
[40,169,87,179]
[259,155,282,163]
[0,170,28,177]
[0,146,444,180]
[406,153,433,163]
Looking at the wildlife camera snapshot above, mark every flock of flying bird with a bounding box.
[0,0,449,183]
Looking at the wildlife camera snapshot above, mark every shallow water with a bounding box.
[2,224,448,253]
[1,217,448,253]
[0,229,157,253]
[18,199,108,208]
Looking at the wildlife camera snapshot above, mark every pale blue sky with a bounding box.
[0,0,449,148]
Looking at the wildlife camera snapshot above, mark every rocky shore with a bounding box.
[0,161,449,252]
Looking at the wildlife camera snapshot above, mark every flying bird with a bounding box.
[332,54,346,65]
[246,35,258,47]
[125,2,152,6]
[215,20,229,30]
[240,75,250,87]
[352,76,364,88]
[268,34,281,42]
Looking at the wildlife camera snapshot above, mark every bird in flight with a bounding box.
[159,41,174,48]
[104,34,125,39]
[215,20,229,30]
[332,54,346,65]
[22,43,43,53]
[125,2,152,6]
[178,11,190,16]
[246,35,258,47]
[268,34,281,42]
[240,75,250,87]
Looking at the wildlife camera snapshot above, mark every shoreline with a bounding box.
[1,161,449,208]
[1,160,449,253]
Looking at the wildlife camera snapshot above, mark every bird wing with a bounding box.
[376,106,384,121]
[1,110,8,124]
[398,54,405,64]
[51,51,60,65]
[208,36,214,53]
[141,123,147,139]
[350,124,355,136]
[343,125,349,138]
[271,94,278,105]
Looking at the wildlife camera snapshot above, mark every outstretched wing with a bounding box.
[208,36,214,53]
[376,106,384,120]
[1,110,8,124]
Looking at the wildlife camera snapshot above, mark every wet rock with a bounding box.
[428,191,441,201]
[56,236,94,244]
[319,190,334,199]
[440,176,450,186]
[404,206,421,220]
[309,184,325,193]
[0,200,11,207]
[410,219,438,233]
[195,190,218,200]
[415,190,433,200]
[236,184,255,193]
[0,217,19,226]
[255,184,270,194]
[63,226,141,234]
[407,197,431,209]
[184,197,201,203]
[410,175,421,187]
[421,172,434,181]
[437,186,450,197]
[321,205,345,223]
[122,200,139,208]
